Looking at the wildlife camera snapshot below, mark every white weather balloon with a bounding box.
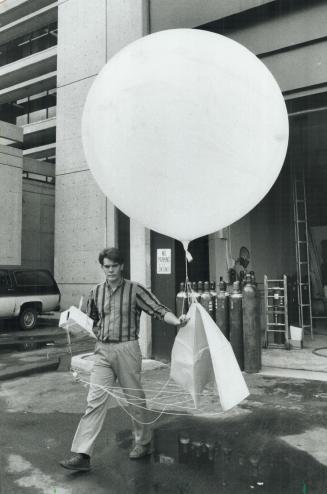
[82,29,288,243]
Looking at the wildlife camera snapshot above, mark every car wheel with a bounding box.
[19,307,38,330]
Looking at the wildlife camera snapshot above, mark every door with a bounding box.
[151,232,209,362]
[151,232,176,362]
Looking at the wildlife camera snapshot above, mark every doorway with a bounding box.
[150,231,209,362]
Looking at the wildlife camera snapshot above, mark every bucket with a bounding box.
[290,325,303,341]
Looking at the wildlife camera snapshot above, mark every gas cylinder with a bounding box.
[216,278,230,339]
[219,276,226,291]
[210,281,218,322]
[229,281,244,370]
[228,269,236,284]
[197,281,204,297]
[242,274,261,373]
[176,282,189,318]
[200,282,214,319]
[191,281,201,302]
[250,271,257,286]
[239,270,246,288]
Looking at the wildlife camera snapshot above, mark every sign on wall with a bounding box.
[157,249,171,274]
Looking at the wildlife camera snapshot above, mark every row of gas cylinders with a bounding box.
[176,274,261,373]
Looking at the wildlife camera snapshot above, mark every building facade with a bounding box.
[0,0,56,272]
[1,0,327,359]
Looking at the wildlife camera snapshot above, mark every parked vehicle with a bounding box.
[0,267,60,330]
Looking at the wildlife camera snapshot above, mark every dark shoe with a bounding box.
[59,454,90,471]
[129,443,153,460]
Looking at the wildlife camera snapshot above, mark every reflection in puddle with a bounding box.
[153,429,262,481]
[150,412,327,493]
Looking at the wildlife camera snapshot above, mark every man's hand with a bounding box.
[178,315,190,328]
[164,312,190,327]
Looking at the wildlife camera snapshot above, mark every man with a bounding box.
[60,247,188,471]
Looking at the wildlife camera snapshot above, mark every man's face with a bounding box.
[102,257,123,284]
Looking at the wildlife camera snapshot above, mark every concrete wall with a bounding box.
[56,0,110,308]
[0,122,23,265]
[149,0,326,294]
[201,2,327,97]
[150,0,273,32]
[55,0,327,348]
[311,226,327,266]
[207,1,327,293]
[249,175,295,285]
[55,0,150,314]
[21,179,55,272]
[0,147,23,265]
[218,2,327,56]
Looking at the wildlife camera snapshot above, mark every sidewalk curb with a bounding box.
[0,358,59,381]
[260,365,327,382]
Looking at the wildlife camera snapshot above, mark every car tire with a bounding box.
[19,307,38,330]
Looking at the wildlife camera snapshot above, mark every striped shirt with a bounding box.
[86,278,170,342]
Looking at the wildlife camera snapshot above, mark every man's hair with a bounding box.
[98,247,124,265]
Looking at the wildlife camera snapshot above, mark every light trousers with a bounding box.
[71,340,152,456]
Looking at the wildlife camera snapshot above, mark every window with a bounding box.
[0,271,11,290]
[14,270,54,287]
[15,89,57,126]
[0,22,57,67]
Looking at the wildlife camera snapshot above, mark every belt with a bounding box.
[97,338,137,344]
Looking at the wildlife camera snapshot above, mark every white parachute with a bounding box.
[170,302,249,410]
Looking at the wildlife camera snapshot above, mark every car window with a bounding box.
[14,270,54,287]
[0,270,11,290]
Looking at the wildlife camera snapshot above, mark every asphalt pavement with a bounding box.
[1,358,327,492]
[1,318,327,493]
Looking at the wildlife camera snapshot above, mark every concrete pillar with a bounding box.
[107,0,150,57]
[107,0,152,356]
[56,0,112,308]
[0,122,23,265]
[56,0,151,314]
[130,221,152,357]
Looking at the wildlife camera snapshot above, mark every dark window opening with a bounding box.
[0,271,11,290]
[0,22,58,67]
[14,270,54,287]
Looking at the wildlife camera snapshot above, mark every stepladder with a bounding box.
[264,275,290,349]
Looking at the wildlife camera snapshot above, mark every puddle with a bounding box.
[148,410,327,493]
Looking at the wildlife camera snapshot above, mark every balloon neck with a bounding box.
[182,241,193,263]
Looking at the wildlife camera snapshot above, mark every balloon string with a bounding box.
[180,241,198,315]
[184,241,190,316]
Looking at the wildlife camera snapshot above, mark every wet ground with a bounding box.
[1,365,327,493]
[1,317,327,493]
[0,317,94,380]
[0,316,69,352]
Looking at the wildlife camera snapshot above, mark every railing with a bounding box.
[0,22,57,67]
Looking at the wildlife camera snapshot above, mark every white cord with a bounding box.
[72,371,223,425]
